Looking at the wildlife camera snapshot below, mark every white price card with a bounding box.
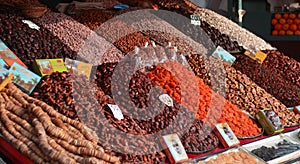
[190,15,201,26]
[159,94,173,107]
[107,104,124,120]
[22,20,40,30]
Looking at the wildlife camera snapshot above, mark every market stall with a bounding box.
[0,0,299,163]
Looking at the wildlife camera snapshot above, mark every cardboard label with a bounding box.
[22,20,40,30]
[159,94,173,107]
[9,63,41,94]
[244,50,267,64]
[215,123,240,148]
[107,104,124,120]
[190,15,201,26]
[35,59,67,77]
[65,58,92,80]
[255,51,267,64]
[256,109,284,135]
[161,134,188,164]
[212,46,236,66]
[0,39,27,68]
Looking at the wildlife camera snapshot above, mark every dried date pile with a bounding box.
[232,54,300,107]
[181,120,219,153]
[0,83,120,164]
[263,50,300,88]
[187,54,300,127]
[0,11,76,68]
[31,72,78,119]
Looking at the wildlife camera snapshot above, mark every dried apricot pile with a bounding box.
[148,63,262,137]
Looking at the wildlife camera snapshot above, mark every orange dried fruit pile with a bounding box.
[147,63,262,137]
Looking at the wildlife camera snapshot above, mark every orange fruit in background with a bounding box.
[298,24,300,30]
[272,30,279,35]
[274,13,282,19]
[286,30,294,35]
[272,19,278,25]
[283,24,289,30]
[279,30,286,35]
[290,24,298,31]
[295,18,300,25]
[283,13,289,19]
[298,13,300,18]
[279,18,286,24]
[289,13,297,19]
[275,24,283,30]
[295,31,300,35]
[287,19,293,24]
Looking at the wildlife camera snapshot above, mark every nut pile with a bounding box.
[187,54,300,127]
[181,120,219,153]
[33,11,91,52]
[34,11,124,65]
[71,10,114,30]
[151,0,197,15]
[194,8,275,51]
[97,20,152,54]
[0,13,77,67]
[263,50,300,88]
[0,83,120,164]
[148,65,262,137]
[233,54,300,107]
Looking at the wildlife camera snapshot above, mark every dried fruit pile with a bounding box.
[0,83,120,164]
[198,150,264,164]
[148,64,262,137]
[181,120,219,153]
[232,53,300,107]
[187,54,300,127]
[0,11,76,68]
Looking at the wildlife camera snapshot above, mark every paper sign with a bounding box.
[107,104,124,120]
[190,15,201,26]
[65,58,92,80]
[9,62,41,94]
[212,46,236,66]
[244,50,268,64]
[161,134,188,164]
[34,59,67,77]
[159,94,174,107]
[22,20,40,30]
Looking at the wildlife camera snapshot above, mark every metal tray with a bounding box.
[242,134,300,164]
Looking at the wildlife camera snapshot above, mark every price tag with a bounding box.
[212,46,236,66]
[159,94,173,107]
[255,50,267,64]
[22,20,40,30]
[107,104,124,120]
[190,15,201,26]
